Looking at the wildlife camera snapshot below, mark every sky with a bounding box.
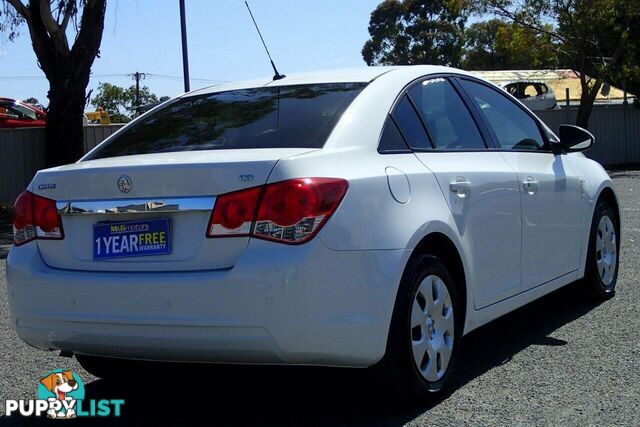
[0,0,381,108]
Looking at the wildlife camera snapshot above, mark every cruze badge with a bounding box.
[117,175,132,193]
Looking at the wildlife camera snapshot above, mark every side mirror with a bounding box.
[557,124,594,152]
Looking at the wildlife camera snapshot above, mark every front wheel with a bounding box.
[375,254,462,402]
[583,199,620,299]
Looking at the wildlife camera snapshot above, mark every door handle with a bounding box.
[450,178,472,197]
[522,177,539,194]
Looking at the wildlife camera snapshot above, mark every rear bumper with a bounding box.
[6,239,408,367]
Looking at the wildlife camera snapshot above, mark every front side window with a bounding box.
[459,79,546,151]
[87,83,366,159]
[408,78,485,150]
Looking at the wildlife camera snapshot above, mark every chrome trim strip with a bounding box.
[56,196,216,215]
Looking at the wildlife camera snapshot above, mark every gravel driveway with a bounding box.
[1,172,638,426]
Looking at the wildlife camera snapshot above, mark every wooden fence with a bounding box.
[1,106,639,203]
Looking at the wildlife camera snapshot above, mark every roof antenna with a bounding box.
[244,1,285,81]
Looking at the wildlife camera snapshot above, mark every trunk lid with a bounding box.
[31,149,316,272]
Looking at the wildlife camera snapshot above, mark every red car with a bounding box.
[0,98,47,129]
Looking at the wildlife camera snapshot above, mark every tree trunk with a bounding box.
[21,0,107,167]
[576,80,602,129]
[45,75,87,166]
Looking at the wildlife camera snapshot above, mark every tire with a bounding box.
[583,199,620,299]
[375,254,462,403]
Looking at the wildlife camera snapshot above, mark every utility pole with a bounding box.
[130,72,147,115]
[179,0,190,92]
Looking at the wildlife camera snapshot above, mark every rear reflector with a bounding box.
[12,191,64,246]
[207,178,348,244]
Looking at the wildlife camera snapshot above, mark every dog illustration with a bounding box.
[39,371,78,419]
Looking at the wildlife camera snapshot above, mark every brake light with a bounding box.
[207,178,348,244]
[12,191,64,246]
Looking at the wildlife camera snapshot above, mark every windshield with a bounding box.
[87,83,367,159]
[0,101,38,120]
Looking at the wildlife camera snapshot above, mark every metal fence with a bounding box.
[0,106,639,203]
[0,127,47,205]
[536,105,640,166]
[0,125,124,203]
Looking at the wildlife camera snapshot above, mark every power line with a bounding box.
[0,73,229,83]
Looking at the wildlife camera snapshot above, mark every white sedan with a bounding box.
[6,66,620,401]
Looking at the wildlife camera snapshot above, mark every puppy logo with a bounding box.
[37,370,84,419]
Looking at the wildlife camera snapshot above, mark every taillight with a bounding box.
[207,178,348,244]
[206,186,262,237]
[12,191,64,246]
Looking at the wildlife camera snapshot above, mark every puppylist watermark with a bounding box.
[4,369,124,419]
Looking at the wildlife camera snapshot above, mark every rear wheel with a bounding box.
[376,254,462,402]
[584,199,619,299]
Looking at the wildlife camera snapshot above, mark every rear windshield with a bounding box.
[87,83,367,159]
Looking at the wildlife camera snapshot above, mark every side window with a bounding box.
[523,84,538,97]
[408,78,485,150]
[459,79,546,151]
[391,95,431,150]
[378,118,411,153]
[505,84,519,97]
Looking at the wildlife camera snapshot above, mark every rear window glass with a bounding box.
[87,83,367,159]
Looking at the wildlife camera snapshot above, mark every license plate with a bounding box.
[93,218,171,260]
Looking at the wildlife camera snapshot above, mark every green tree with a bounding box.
[362,0,470,66]
[91,82,160,122]
[463,19,559,70]
[22,97,40,105]
[483,0,640,127]
[597,10,640,103]
[1,0,107,166]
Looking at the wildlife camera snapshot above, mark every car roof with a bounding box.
[185,65,477,97]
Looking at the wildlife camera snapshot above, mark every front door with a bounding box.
[457,78,583,290]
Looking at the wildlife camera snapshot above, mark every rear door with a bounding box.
[457,78,583,290]
[391,76,522,309]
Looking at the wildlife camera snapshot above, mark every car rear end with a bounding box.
[6,78,404,367]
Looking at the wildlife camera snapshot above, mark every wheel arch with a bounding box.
[578,184,621,279]
[597,186,620,230]
[404,232,469,333]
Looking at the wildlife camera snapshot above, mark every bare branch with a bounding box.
[38,0,70,52]
[490,4,569,43]
[60,0,76,32]
[6,0,30,20]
